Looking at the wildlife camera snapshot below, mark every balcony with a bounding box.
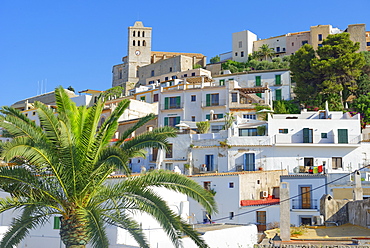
[201,99,227,108]
[292,199,318,210]
[160,102,184,111]
[274,134,361,147]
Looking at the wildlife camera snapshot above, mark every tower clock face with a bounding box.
[135,50,141,56]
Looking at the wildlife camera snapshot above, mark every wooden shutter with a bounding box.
[217,114,223,119]
[206,114,210,120]
[338,129,348,143]
[164,117,169,126]
[164,97,169,109]
[206,94,211,106]
[275,75,281,85]
[256,76,261,86]
[275,89,282,100]
[176,96,181,108]
[53,216,60,229]
[303,128,310,143]
[175,116,180,125]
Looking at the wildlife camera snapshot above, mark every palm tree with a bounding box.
[257,44,275,61]
[0,87,216,248]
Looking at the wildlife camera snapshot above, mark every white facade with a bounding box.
[232,30,257,62]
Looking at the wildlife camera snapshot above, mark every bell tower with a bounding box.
[127,21,152,83]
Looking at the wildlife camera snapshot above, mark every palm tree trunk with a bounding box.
[60,214,89,248]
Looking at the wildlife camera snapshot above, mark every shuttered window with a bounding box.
[338,129,348,143]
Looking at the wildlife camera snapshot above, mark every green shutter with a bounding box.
[140,96,145,101]
[275,75,281,85]
[217,114,223,119]
[338,129,348,143]
[303,128,310,143]
[275,89,282,101]
[206,114,210,120]
[176,96,181,108]
[164,97,169,109]
[220,80,225,86]
[256,76,261,86]
[175,116,180,125]
[164,117,169,126]
[206,94,211,106]
[53,216,60,229]
[256,93,262,98]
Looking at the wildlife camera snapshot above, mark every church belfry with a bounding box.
[127,21,152,84]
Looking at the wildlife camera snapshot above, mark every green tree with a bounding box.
[273,100,300,114]
[196,121,210,134]
[356,51,370,96]
[257,44,275,61]
[351,92,370,127]
[210,55,220,64]
[0,87,216,248]
[100,86,124,100]
[311,33,366,105]
[223,112,235,130]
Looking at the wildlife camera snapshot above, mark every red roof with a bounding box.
[240,198,280,207]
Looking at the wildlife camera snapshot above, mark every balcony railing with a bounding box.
[292,199,318,210]
[160,103,184,110]
[201,99,227,107]
[274,134,361,145]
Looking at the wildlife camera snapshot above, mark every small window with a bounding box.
[243,114,256,120]
[219,80,225,86]
[32,111,36,116]
[241,51,244,57]
[165,77,169,81]
[321,133,328,138]
[235,52,238,56]
[165,163,173,171]
[140,96,145,101]
[153,94,159,102]
[191,72,196,76]
[142,31,145,37]
[318,34,323,41]
[257,180,260,184]
[318,44,323,47]
[191,116,195,122]
[332,157,342,169]
[229,212,234,220]
[229,182,234,188]
[165,144,173,158]
[151,70,154,77]
[169,67,172,72]
[367,42,370,46]
[231,93,238,102]
[279,129,288,134]
[238,41,242,48]
[143,40,146,46]
[172,75,177,79]
[203,181,211,190]
[302,40,308,45]
[292,42,294,46]
[133,31,136,37]
[138,40,140,46]
[183,74,187,77]
[276,47,280,52]
[191,95,196,102]
[25,113,28,117]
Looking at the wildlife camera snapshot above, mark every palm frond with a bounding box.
[83,207,110,248]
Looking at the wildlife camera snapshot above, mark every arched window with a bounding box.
[133,31,135,37]
[138,40,140,46]
[138,31,140,37]
[133,40,135,46]
[142,31,145,37]
[143,40,146,46]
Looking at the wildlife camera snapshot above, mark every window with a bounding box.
[151,147,158,161]
[133,40,135,46]
[239,128,257,136]
[367,42,370,46]
[169,67,172,72]
[133,31,136,37]
[219,79,225,86]
[238,41,242,48]
[318,34,323,41]
[244,153,255,171]
[137,31,140,37]
[255,76,261,86]
[171,75,177,79]
[338,129,348,143]
[151,70,154,77]
[276,47,280,52]
[332,157,342,169]
[164,96,181,109]
[321,133,328,138]
[165,144,173,158]
[138,40,140,46]
[241,51,244,57]
[211,125,223,133]
[191,95,196,102]
[229,212,234,220]
[53,216,61,229]
[206,114,223,120]
[191,72,196,76]
[165,163,173,171]
[275,75,281,85]
[279,129,288,134]
[229,182,234,188]
[165,77,169,81]
[25,113,28,117]
[203,181,211,190]
[318,44,323,47]
[164,116,180,127]
[143,40,146,46]
[301,186,311,209]
[142,31,145,37]
[275,89,282,100]
[140,96,145,101]
[205,155,214,171]
[231,93,238,102]
[292,42,294,46]
[235,52,238,56]
[153,94,159,102]
[206,93,219,106]
[303,128,313,143]
[302,40,308,45]
[243,114,256,120]
[183,74,188,77]
[191,116,195,122]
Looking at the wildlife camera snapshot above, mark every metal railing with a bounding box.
[292,199,318,209]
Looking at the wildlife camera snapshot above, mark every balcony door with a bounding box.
[300,186,311,209]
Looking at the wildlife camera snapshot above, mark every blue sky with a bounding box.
[1,0,369,107]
